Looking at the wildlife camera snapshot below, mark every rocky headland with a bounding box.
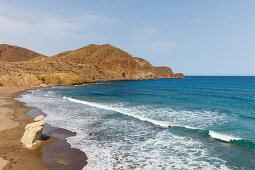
[0,44,184,87]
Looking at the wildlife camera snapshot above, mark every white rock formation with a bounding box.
[34,115,44,122]
[20,115,46,149]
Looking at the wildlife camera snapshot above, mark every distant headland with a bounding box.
[0,44,184,87]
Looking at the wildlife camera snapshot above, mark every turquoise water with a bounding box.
[18,76,255,169]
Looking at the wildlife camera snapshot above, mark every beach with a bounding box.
[1,0,254,168]
[0,87,87,170]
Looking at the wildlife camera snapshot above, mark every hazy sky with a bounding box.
[0,0,254,75]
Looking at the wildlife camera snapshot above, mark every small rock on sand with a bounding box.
[56,158,69,166]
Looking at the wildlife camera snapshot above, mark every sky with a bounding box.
[0,0,255,76]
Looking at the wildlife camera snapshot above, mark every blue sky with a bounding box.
[0,0,254,75]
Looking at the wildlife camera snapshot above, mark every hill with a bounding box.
[0,44,184,86]
[0,44,45,62]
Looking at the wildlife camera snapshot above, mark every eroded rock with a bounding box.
[34,115,44,122]
[20,115,46,149]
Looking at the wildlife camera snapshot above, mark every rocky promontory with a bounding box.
[0,44,184,87]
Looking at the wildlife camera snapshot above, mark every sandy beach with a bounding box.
[0,87,87,169]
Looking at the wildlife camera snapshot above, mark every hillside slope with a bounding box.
[0,44,184,86]
[0,44,45,62]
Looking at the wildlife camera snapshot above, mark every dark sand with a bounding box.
[28,109,88,170]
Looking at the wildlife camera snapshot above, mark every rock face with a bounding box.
[20,115,46,149]
[0,44,45,62]
[38,73,94,85]
[0,44,184,86]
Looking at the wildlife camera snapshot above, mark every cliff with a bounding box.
[0,44,184,86]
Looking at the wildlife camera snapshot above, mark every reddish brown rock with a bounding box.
[0,44,46,62]
[0,44,184,87]
[50,44,184,80]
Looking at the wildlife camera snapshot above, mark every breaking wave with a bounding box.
[63,96,255,147]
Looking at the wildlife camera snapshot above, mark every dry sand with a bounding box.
[0,86,49,169]
[0,157,8,170]
[0,87,87,169]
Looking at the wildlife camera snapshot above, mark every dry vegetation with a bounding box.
[0,44,184,87]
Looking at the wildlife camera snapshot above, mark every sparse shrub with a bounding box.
[41,77,46,82]
[122,72,126,77]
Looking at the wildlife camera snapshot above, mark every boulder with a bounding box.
[20,115,46,149]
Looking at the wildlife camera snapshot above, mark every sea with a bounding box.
[17,76,255,170]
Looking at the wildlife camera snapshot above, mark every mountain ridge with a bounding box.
[0,44,184,86]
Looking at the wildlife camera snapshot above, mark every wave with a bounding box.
[208,130,241,141]
[63,96,255,147]
[63,97,170,128]
[175,126,255,147]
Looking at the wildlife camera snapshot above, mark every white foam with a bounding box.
[183,125,203,130]
[209,131,242,142]
[17,90,231,170]
[63,97,228,132]
[63,97,170,128]
[63,97,243,144]
[74,130,230,170]
[107,103,227,130]
[129,131,230,170]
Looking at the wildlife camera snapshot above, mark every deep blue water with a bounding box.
[18,76,255,169]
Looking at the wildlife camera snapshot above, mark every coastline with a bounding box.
[0,78,182,169]
[0,87,87,169]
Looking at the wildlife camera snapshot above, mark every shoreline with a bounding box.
[0,87,87,169]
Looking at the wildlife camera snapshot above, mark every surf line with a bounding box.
[63,96,170,128]
[63,96,251,145]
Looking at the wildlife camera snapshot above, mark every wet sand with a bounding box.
[28,109,88,169]
[0,87,87,169]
